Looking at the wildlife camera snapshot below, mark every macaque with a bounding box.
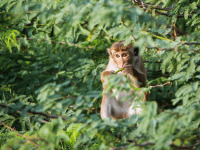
[101,41,147,120]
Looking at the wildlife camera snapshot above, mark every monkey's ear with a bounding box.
[107,48,112,55]
[133,47,139,56]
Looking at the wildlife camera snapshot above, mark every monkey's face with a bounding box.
[112,51,133,69]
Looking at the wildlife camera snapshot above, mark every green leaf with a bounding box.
[161,51,174,74]
[186,58,196,81]
[191,2,197,9]
[184,8,189,19]
[169,72,185,81]
[175,85,192,97]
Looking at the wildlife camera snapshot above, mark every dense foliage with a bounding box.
[0,0,200,149]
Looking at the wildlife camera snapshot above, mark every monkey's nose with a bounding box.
[119,65,123,69]
[122,63,127,68]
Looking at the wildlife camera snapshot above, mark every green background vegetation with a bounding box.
[0,0,200,149]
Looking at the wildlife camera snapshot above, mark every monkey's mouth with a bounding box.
[123,64,133,68]
[118,64,132,69]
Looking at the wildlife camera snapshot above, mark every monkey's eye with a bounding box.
[122,53,129,57]
[116,54,120,58]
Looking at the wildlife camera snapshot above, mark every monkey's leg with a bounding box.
[100,93,112,119]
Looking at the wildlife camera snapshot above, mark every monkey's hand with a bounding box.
[122,65,133,75]
[101,70,115,83]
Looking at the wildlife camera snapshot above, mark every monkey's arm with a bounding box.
[101,70,115,84]
[100,94,112,119]
[122,65,141,88]
[100,70,115,119]
[131,56,147,87]
[133,69,147,87]
[123,65,148,100]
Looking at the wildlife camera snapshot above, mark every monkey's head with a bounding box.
[108,41,139,69]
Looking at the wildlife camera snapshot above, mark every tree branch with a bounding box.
[18,37,200,52]
[0,121,38,148]
[0,103,68,120]
[131,0,193,18]
[146,41,200,51]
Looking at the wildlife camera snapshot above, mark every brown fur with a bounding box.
[109,41,133,52]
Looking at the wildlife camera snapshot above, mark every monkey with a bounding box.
[100,41,147,120]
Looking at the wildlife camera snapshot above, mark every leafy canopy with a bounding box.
[0,0,200,149]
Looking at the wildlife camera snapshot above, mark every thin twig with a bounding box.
[144,60,162,63]
[173,23,176,41]
[149,82,172,88]
[0,121,38,148]
[111,146,129,150]
[111,140,154,150]
[183,42,200,45]
[147,47,174,50]
[112,139,200,150]
[127,139,154,146]
[130,35,135,41]
[170,143,200,150]
[28,111,68,120]
[132,0,173,11]
[17,38,95,49]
